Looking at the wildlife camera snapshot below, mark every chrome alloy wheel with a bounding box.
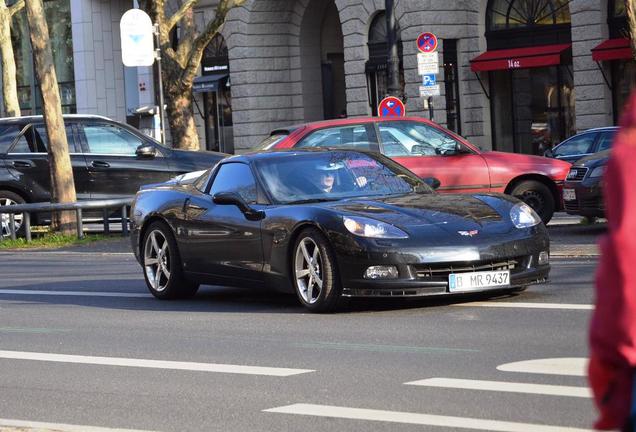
[294,237,323,304]
[0,197,23,238]
[144,229,171,292]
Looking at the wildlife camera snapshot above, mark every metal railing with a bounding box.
[0,198,134,242]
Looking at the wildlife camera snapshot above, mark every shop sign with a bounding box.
[120,9,155,67]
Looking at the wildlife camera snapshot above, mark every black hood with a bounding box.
[573,149,611,168]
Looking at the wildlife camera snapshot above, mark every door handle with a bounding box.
[11,160,34,168]
[91,160,110,168]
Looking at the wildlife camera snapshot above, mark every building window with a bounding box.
[9,0,76,114]
[366,11,404,116]
[443,40,461,135]
[485,0,574,155]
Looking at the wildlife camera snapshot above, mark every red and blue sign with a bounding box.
[378,96,406,118]
[417,32,438,53]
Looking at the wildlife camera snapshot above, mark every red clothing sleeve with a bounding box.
[589,95,636,430]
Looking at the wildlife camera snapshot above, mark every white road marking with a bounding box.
[404,377,591,398]
[497,358,588,377]
[264,404,593,432]
[452,302,593,310]
[0,289,149,298]
[0,418,154,432]
[0,350,314,377]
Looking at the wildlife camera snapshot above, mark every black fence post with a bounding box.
[24,212,31,242]
[103,208,110,235]
[76,208,84,239]
[9,214,16,240]
[121,205,128,236]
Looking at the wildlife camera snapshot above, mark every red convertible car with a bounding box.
[257,117,571,223]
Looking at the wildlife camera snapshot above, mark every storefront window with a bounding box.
[608,0,635,121]
[485,0,573,154]
[366,12,404,116]
[9,0,75,114]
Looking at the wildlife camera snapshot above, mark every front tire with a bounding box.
[292,227,342,313]
[0,190,26,238]
[510,180,555,224]
[142,221,199,299]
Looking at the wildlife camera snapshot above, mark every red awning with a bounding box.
[591,38,632,62]
[470,44,571,72]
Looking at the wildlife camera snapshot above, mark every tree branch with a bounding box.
[9,0,25,16]
[167,0,198,33]
[181,0,245,86]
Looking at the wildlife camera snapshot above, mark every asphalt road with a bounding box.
[0,248,597,432]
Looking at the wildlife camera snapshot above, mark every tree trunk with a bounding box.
[628,0,636,59]
[25,0,76,234]
[165,84,199,151]
[0,4,21,117]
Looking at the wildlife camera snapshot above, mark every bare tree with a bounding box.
[0,0,24,117]
[145,0,245,150]
[628,0,636,58]
[25,0,76,234]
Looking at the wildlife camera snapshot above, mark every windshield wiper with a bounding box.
[288,198,339,204]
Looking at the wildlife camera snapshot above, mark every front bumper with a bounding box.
[562,181,604,217]
[333,233,550,298]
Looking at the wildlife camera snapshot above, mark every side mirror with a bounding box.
[136,144,157,158]
[544,149,554,158]
[422,177,441,190]
[213,192,264,221]
[455,143,472,155]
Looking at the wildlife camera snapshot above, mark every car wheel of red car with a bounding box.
[510,180,554,225]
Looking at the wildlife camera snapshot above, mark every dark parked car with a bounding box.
[562,150,610,218]
[0,115,226,236]
[545,127,617,163]
[131,149,550,312]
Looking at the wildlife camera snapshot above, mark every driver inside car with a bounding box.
[313,163,367,194]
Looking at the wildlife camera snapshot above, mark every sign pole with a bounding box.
[154,23,166,146]
[428,96,433,120]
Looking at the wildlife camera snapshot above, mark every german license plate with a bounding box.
[449,270,510,292]
[563,188,576,201]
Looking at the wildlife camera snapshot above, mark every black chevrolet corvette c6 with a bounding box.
[130,149,550,312]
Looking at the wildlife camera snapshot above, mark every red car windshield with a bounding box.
[255,151,430,204]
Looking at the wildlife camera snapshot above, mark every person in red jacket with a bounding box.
[589,92,636,431]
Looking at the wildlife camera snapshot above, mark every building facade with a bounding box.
[2,0,634,155]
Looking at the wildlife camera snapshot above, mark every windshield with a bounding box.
[255,151,430,204]
[256,134,288,150]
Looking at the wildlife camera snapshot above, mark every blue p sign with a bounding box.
[422,74,437,86]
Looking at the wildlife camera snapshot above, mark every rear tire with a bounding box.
[142,221,199,299]
[510,180,555,224]
[292,227,342,313]
[0,190,26,238]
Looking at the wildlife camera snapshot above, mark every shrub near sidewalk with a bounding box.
[0,231,108,250]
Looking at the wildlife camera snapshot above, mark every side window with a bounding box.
[296,125,376,150]
[596,131,616,152]
[83,124,144,155]
[553,133,596,157]
[209,163,257,204]
[10,126,47,153]
[34,124,78,153]
[0,125,21,153]
[378,121,460,156]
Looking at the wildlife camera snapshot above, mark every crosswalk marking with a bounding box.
[0,418,154,432]
[497,358,588,377]
[452,302,593,310]
[0,289,149,298]
[404,377,591,398]
[264,404,593,432]
[0,350,313,377]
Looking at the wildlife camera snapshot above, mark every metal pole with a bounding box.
[385,0,401,98]
[121,205,129,236]
[24,212,31,242]
[154,23,167,146]
[76,208,84,239]
[428,96,434,121]
[103,208,110,235]
[9,214,16,240]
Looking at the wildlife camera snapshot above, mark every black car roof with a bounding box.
[220,148,375,164]
[0,114,113,125]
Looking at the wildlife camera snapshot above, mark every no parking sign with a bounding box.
[378,96,406,118]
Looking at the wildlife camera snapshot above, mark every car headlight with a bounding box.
[342,216,408,239]
[510,202,541,229]
[589,166,605,178]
